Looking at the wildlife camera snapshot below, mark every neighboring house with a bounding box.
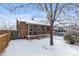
[65,25,79,32]
[17,19,50,39]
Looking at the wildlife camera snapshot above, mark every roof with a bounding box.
[17,18,50,26]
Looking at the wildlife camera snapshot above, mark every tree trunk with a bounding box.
[50,21,54,45]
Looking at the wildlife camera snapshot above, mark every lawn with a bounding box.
[2,36,79,56]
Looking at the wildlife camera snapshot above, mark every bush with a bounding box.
[11,31,19,40]
[64,31,79,44]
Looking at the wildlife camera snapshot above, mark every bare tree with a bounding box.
[36,3,70,45]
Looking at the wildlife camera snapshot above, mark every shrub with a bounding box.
[64,31,79,44]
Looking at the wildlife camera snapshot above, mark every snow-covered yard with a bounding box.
[2,36,79,56]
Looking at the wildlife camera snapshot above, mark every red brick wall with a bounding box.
[17,22,28,38]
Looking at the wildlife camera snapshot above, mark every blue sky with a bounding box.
[0,3,79,29]
[0,3,45,18]
[0,3,77,21]
[0,3,47,29]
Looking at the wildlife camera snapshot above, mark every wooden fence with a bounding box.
[0,33,11,55]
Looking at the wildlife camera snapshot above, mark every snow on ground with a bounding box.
[2,36,79,56]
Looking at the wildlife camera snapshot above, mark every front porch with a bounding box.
[17,20,50,39]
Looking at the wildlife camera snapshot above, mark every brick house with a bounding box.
[17,19,50,39]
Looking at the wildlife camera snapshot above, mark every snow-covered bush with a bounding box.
[64,30,79,44]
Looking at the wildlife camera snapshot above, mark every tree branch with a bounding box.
[53,3,59,22]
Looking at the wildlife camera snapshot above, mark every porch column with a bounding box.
[28,24,30,40]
